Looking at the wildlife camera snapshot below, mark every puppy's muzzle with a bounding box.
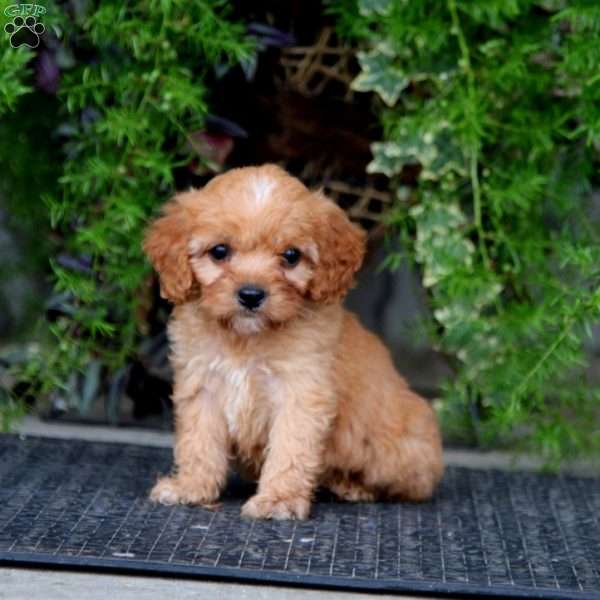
[237,285,267,311]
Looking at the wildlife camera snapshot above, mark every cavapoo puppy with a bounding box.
[144,164,443,519]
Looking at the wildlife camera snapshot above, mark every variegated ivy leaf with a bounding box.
[352,49,409,106]
[411,199,504,373]
[434,283,503,329]
[358,0,395,17]
[420,129,467,180]
[368,126,466,179]
[419,239,475,287]
[433,297,502,376]
[367,141,420,177]
[410,201,474,287]
[368,133,439,177]
[395,186,412,201]
[456,330,501,377]
[410,200,467,234]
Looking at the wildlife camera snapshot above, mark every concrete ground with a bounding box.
[0,568,427,600]
[1,416,597,599]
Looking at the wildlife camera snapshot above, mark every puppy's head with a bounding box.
[144,164,365,334]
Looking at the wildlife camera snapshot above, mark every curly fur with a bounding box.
[144,164,443,519]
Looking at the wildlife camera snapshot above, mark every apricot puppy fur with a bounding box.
[144,164,443,519]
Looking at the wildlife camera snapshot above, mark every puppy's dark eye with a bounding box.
[282,247,301,267]
[209,244,230,261]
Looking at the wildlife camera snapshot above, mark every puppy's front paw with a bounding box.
[241,493,310,520]
[150,476,219,507]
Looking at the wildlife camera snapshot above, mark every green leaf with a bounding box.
[410,201,475,287]
[352,46,409,106]
[358,0,394,17]
[368,125,466,179]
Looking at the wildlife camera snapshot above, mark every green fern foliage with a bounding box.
[0,44,32,113]
[7,1,253,413]
[0,0,35,113]
[332,0,600,464]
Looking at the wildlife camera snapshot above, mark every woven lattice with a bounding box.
[279,27,356,101]
[324,179,392,223]
[297,161,393,235]
[276,28,393,232]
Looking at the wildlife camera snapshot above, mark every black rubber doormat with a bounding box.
[0,435,599,599]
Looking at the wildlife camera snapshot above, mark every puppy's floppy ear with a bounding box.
[308,193,366,303]
[143,195,199,304]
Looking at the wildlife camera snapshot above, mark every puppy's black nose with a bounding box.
[237,286,266,310]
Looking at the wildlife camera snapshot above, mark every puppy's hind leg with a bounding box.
[372,433,444,502]
[324,470,377,502]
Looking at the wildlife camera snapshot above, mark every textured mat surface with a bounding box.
[0,435,599,599]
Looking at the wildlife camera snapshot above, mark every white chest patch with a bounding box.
[206,356,274,438]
